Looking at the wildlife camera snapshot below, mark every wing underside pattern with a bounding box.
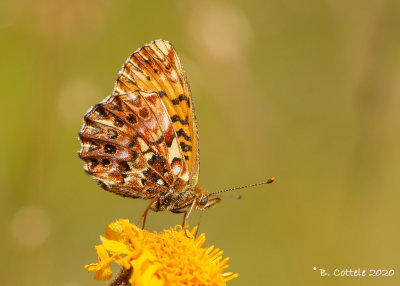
[79,90,192,197]
[113,40,199,187]
[79,39,199,199]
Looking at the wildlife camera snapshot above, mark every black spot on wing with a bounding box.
[148,136,165,146]
[176,128,191,141]
[128,134,140,148]
[126,113,138,124]
[143,168,162,184]
[131,150,138,161]
[171,94,190,106]
[102,158,110,166]
[109,96,124,111]
[142,149,153,154]
[165,136,174,148]
[180,141,192,152]
[95,105,108,119]
[158,91,168,98]
[104,144,117,154]
[171,115,189,125]
[121,173,128,183]
[148,154,166,168]
[114,118,124,127]
[90,158,99,168]
[109,104,123,112]
[121,161,131,172]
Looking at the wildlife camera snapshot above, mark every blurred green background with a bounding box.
[2,0,400,285]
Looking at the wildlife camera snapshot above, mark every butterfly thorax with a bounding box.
[151,186,221,212]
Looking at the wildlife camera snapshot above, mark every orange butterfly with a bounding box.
[78,40,274,228]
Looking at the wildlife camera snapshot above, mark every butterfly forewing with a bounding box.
[113,40,199,187]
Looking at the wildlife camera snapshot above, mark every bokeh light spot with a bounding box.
[11,205,51,247]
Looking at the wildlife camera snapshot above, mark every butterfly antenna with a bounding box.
[219,194,242,200]
[210,177,275,196]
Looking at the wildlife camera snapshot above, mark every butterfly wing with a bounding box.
[79,90,193,198]
[112,39,200,188]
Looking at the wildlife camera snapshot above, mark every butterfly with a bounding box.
[78,39,274,227]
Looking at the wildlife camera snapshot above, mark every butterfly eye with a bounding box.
[198,194,208,206]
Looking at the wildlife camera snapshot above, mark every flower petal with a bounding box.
[85,245,113,281]
[102,236,131,255]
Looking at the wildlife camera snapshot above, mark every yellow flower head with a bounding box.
[85,219,238,285]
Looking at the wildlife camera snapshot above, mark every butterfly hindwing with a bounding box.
[79,85,197,195]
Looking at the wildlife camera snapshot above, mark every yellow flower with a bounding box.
[85,219,238,285]
[85,245,113,281]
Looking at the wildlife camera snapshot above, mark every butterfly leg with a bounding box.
[137,195,160,229]
[194,210,204,238]
[141,210,148,229]
[182,199,197,237]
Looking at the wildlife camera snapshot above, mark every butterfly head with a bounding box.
[194,186,222,210]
